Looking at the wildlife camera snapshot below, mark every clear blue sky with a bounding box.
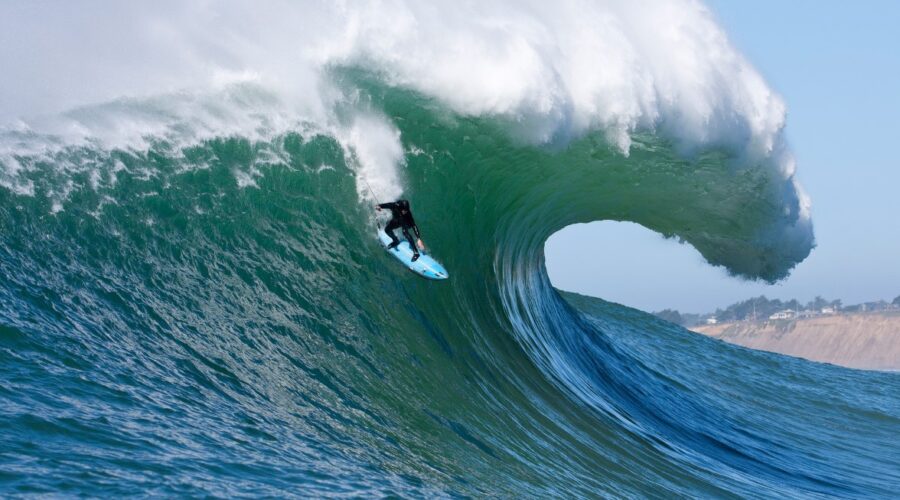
[546,0,900,313]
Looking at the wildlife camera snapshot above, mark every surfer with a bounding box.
[376,199,425,261]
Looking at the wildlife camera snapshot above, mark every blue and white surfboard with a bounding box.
[378,230,448,280]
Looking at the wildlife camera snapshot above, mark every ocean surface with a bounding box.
[2,2,899,497]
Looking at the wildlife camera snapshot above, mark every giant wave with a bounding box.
[1,1,898,497]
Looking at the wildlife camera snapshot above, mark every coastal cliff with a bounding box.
[691,312,900,371]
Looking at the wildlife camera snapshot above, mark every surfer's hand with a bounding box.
[417,239,425,250]
[375,206,381,211]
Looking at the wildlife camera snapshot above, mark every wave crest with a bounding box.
[3,1,805,215]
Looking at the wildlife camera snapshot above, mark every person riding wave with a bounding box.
[376,199,425,261]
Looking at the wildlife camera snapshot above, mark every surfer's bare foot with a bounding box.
[411,253,420,262]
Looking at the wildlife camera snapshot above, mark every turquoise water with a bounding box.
[1,79,898,497]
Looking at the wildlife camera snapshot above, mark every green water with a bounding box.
[0,81,897,497]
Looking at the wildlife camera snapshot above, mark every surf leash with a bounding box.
[360,175,381,205]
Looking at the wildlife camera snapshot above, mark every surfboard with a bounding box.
[378,230,448,280]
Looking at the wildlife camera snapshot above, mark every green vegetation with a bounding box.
[653,309,683,325]
[654,294,898,327]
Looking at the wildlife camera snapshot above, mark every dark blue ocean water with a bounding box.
[1,80,898,497]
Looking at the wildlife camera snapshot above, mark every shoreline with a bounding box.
[690,311,900,371]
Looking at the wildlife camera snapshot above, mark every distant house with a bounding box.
[705,317,718,325]
[769,310,796,320]
[821,307,836,315]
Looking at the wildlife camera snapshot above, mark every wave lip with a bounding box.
[4,2,807,217]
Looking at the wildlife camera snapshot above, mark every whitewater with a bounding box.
[1,1,898,497]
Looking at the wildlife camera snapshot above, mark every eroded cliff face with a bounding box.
[692,313,900,371]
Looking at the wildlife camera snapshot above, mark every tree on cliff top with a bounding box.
[894,295,900,306]
[653,309,683,325]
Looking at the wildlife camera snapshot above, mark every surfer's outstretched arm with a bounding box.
[376,202,398,210]
[413,230,424,250]
[408,216,424,249]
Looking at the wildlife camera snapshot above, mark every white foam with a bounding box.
[0,0,802,212]
[337,115,405,203]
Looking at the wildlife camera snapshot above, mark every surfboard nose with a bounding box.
[429,267,449,280]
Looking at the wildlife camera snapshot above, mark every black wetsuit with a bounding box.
[378,200,420,256]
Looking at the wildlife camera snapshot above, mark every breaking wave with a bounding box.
[2,1,897,497]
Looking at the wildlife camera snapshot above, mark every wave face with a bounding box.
[1,1,899,497]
